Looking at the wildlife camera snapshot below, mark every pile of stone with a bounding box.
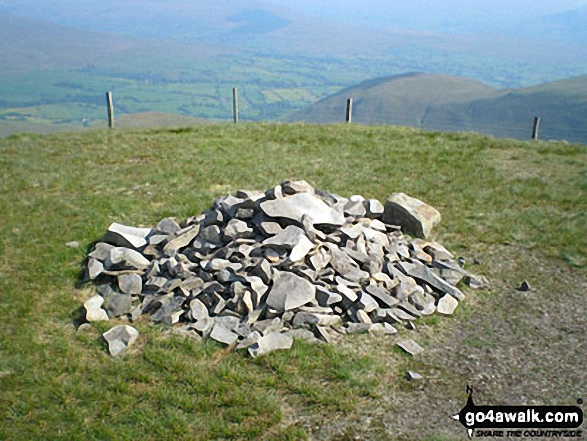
[83,180,485,357]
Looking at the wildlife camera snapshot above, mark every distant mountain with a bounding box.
[3,0,587,63]
[288,73,587,144]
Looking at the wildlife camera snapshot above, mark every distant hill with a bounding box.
[288,73,587,144]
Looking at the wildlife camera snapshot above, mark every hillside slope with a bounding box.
[289,73,587,144]
[288,73,498,126]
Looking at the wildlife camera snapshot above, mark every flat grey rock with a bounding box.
[365,284,398,307]
[382,193,441,239]
[190,299,209,321]
[248,332,293,357]
[258,221,283,236]
[263,225,314,263]
[364,199,385,219]
[106,247,150,270]
[281,180,314,195]
[103,325,139,356]
[102,290,133,318]
[104,222,152,249]
[224,219,254,241]
[210,324,239,346]
[266,271,316,312]
[156,217,181,235]
[343,199,367,217]
[326,244,370,282]
[345,323,372,334]
[357,292,379,313]
[465,274,490,290]
[292,312,341,327]
[89,242,115,261]
[118,273,142,295]
[397,261,464,301]
[437,294,459,315]
[355,309,372,324]
[260,193,345,227]
[407,371,423,381]
[315,286,343,306]
[335,284,358,303]
[66,241,80,248]
[88,258,104,280]
[163,225,200,256]
[84,295,109,322]
[396,338,424,356]
[236,331,262,349]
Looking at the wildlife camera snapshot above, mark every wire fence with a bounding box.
[104,90,587,145]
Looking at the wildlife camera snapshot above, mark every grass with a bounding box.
[0,123,585,439]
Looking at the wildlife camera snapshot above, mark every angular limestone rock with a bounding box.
[103,325,139,356]
[260,193,345,227]
[118,273,142,295]
[266,271,316,311]
[396,338,424,356]
[382,193,441,239]
[248,332,294,358]
[437,294,459,315]
[84,295,109,322]
[104,222,152,249]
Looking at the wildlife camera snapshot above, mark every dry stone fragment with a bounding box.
[248,331,293,357]
[104,222,152,249]
[397,261,464,301]
[103,325,139,356]
[163,225,200,256]
[407,371,423,381]
[84,295,109,322]
[224,219,254,241]
[258,221,283,236]
[263,225,314,263]
[355,309,372,324]
[282,180,315,195]
[210,324,239,346]
[89,242,115,261]
[396,338,424,356]
[315,286,343,306]
[118,273,142,295]
[382,193,441,239]
[88,258,104,280]
[266,271,316,312]
[260,193,345,227]
[357,292,379,313]
[156,217,181,235]
[464,274,490,290]
[364,199,385,219]
[437,294,459,315]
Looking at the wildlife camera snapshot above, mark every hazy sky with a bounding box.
[265,0,587,33]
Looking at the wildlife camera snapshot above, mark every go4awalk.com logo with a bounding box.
[451,386,583,438]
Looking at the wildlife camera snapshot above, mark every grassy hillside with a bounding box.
[290,74,587,144]
[424,75,587,143]
[288,73,498,126]
[1,123,585,439]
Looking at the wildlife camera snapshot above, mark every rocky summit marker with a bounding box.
[81,180,486,357]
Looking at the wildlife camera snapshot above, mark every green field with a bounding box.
[0,123,585,439]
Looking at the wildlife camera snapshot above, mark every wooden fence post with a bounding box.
[106,91,114,129]
[233,88,239,124]
[346,98,353,124]
[531,117,540,141]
